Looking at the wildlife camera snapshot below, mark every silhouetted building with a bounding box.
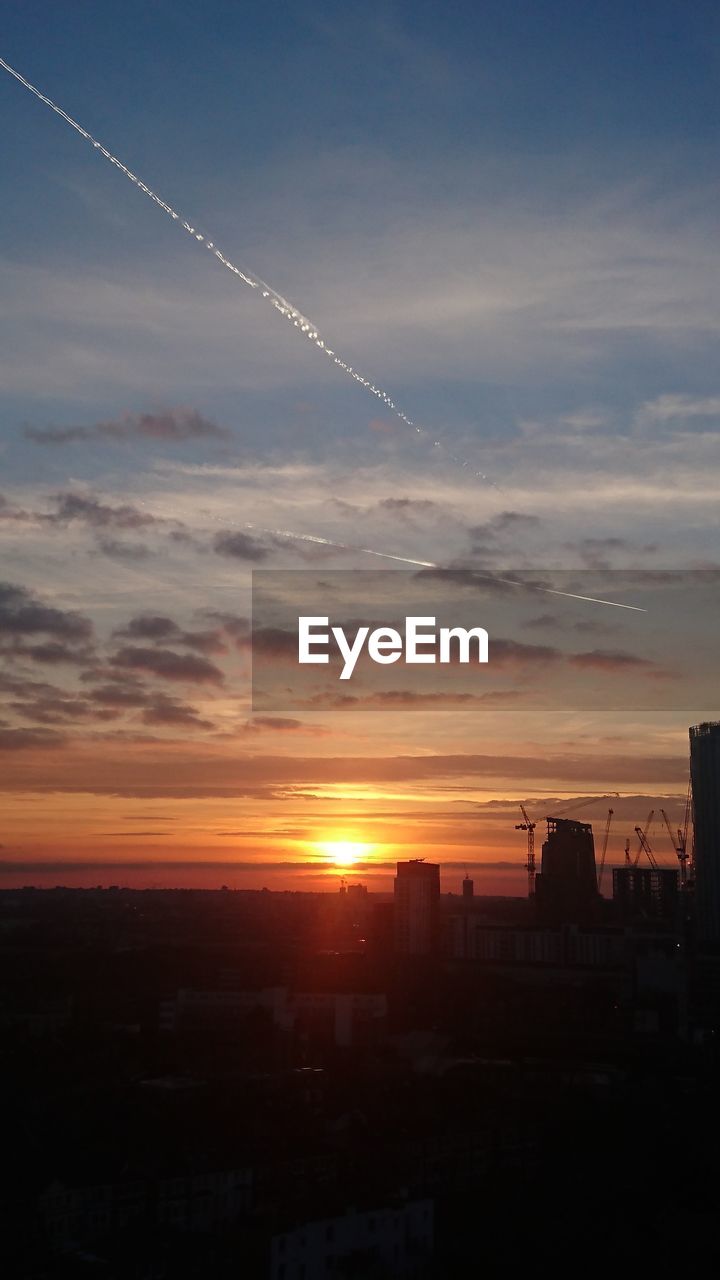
[613,866,679,924]
[690,721,720,945]
[462,874,474,899]
[40,1167,253,1249]
[160,986,387,1048]
[394,860,440,955]
[535,817,599,922]
[449,916,626,969]
[270,1200,433,1279]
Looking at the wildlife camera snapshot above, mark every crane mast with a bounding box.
[515,804,537,898]
[660,806,688,888]
[681,780,693,888]
[597,807,614,893]
[632,810,655,867]
[634,826,659,871]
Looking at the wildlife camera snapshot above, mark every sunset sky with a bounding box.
[1,1,719,891]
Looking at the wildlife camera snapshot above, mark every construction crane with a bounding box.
[632,810,655,867]
[515,804,537,898]
[682,780,694,886]
[660,807,684,881]
[554,793,620,819]
[634,825,659,871]
[661,786,692,888]
[596,808,614,893]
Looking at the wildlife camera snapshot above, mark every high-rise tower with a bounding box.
[393,860,441,955]
[690,721,720,944]
[535,817,599,922]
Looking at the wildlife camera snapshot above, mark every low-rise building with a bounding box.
[270,1199,433,1280]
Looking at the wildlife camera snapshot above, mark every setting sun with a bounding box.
[316,840,372,868]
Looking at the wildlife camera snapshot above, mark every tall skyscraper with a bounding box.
[535,817,599,922]
[393,860,440,955]
[690,721,720,944]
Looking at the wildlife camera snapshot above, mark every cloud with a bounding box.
[95,538,151,561]
[83,678,214,729]
[635,394,720,429]
[1,672,171,729]
[0,582,93,642]
[575,537,634,552]
[526,613,617,637]
[140,694,214,730]
[201,611,250,644]
[568,536,659,569]
[0,858,383,877]
[3,640,95,666]
[25,406,230,446]
[0,742,687,797]
[490,637,561,667]
[109,646,224,685]
[0,493,178,553]
[469,512,542,542]
[377,497,437,516]
[86,680,150,709]
[248,626,305,662]
[0,494,32,523]
[414,568,553,597]
[114,615,227,655]
[48,492,158,530]
[305,689,523,708]
[249,717,306,731]
[9,691,118,726]
[568,648,656,672]
[0,727,67,751]
[213,531,270,562]
[0,673,60,698]
[115,616,180,642]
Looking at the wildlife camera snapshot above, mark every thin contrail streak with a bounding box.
[246,524,438,568]
[0,54,493,485]
[242,523,647,610]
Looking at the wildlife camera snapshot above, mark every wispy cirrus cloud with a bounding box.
[635,393,720,430]
[568,648,662,673]
[0,740,688,794]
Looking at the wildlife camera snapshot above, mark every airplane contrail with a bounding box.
[136,498,644,610]
[245,523,438,568]
[0,54,494,485]
[239,522,647,610]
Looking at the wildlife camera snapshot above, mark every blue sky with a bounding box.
[2,1,719,451]
[1,2,719,885]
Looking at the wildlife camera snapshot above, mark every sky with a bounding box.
[1,0,719,891]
